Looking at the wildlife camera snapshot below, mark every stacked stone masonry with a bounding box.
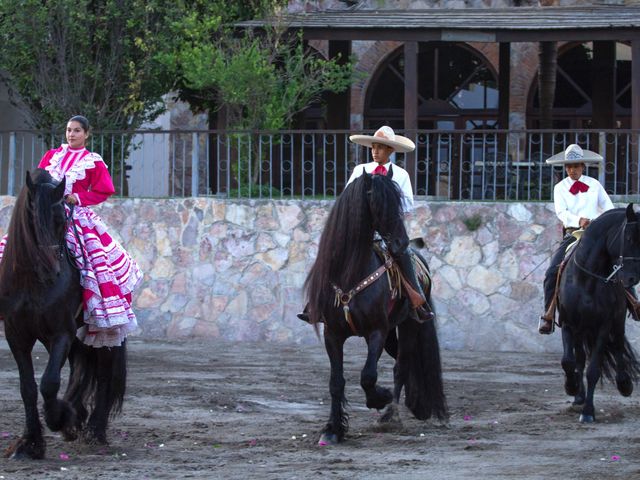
[2,196,637,352]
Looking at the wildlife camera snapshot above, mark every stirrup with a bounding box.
[538,316,555,335]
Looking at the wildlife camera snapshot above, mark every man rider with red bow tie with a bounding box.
[539,144,614,334]
[298,126,435,324]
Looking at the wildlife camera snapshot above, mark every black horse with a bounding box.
[304,173,447,445]
[557,204,640,422]
[0,169,127,459]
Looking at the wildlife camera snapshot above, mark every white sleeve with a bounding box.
[597,182,614,213]
[346,164,364,187]
[554,184,580,228]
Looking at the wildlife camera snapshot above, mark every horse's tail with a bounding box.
[65,338,127,418]
[596,336,640,384]
[399,315,448,421]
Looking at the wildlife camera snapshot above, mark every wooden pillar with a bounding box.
[404,41,418,184]
[499,42,511,130]
[632,39,640,193]
[326,40,351,130]
[592,41,616,129]
[326,40,352,192]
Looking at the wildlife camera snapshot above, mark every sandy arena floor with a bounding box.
[0,337,639,479]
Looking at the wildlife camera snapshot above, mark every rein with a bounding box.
[63,204,88,275]
[572,218,640,284]
[332,256,395,335]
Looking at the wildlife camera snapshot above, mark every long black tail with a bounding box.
[593,335,640,384]
[400,316,448,421]
[65,338,127,419]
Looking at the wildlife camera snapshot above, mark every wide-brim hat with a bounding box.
[545,144,603,165]
[349,126,415,153]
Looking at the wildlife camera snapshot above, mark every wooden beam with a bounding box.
[592,41,616,129]
[633,39,640,131]
[632,39,640,194]
[326,40,351,129]
[404,41,418,185]
[293,28,640,44]
[499,42,510,129]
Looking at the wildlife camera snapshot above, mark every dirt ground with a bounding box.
[0,337,639,480]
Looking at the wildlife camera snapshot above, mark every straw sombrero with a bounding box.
[349,126,415,153]
[545,144,603,165]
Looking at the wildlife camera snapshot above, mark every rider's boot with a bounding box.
[297,305,311,323]
[539,265,557,335]
[395,250,435,323]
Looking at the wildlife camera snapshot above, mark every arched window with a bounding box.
[365,42,499,130]
[528,42,632,128]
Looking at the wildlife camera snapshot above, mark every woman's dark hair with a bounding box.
[68,115,90,132]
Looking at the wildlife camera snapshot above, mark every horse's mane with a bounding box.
[0,169,65,296]
[579,207,634,256]
[304,173,404,323]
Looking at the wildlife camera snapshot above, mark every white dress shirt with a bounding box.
[553,175,614,228]
[346,161,415,213]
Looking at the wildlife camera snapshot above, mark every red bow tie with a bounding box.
[372,164,388,176]
[569,180,589,195]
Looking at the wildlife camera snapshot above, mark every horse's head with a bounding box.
[25,169,67,242]
[366,173,407,253]
[0,169,68,288]
[614,203,640,287]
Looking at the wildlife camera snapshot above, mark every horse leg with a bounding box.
[612,323,634,397]
[4,336,45,459]
[572,341,586,406]
[580,327,608,423]
[361,329,392,411]
[319,330,348,446]
[380,328,405,425]
[561,327,581,397]
[85,344,127,445]
[41,335,77,435]
[62,339,91,441]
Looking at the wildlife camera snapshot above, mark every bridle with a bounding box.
[572,217,640,284]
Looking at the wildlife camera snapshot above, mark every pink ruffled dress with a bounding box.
[0,144,143,347]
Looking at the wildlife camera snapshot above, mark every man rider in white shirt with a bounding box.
[298,126,434,324]
[539,144,615,334]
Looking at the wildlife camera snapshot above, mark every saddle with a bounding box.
[372,241,432,306]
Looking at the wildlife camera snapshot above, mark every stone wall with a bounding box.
[1,196,638,352]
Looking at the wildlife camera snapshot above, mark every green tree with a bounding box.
[0,0,176,131]
[159,1,355,188]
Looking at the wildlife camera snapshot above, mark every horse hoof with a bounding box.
[318,433,338,446]
[572,397,585,406]
[379,404,401,425]
[617,379,633,397]
[6,438,45,460]
[579,414,595,423]
[564,379,579,397]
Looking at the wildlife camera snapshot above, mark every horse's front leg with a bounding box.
[319,329,348,446]
[5,335,45,459]
[361,329,392,411]
[41,334,77,436]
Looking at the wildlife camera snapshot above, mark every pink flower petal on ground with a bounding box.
[611,455,621,461]
[248,439,257,447]
[463,415,472,421]
[1,432,10,438]
[318,440,328,446]
[59,453,70,461]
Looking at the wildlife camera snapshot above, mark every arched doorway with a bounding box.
[364,42,499,130]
